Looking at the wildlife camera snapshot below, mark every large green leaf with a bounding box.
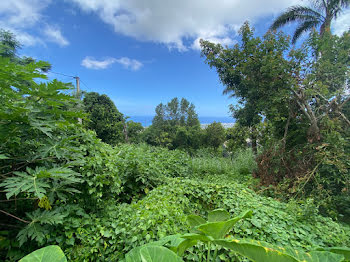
[187,214,206,228]
[208,209,230,222]
[317,247,350,261]
[306,251,344,262]
[125,235,184,262]
[197,210,252,239]
[181,233,212,242]
[215,239,345,262]
[19,245,67,262]
[215,239,299,262]
[175,239,198,256]
[139,246,184,262]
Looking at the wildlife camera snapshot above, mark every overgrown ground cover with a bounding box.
[59,148,350,261]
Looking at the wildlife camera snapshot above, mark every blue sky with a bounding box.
[1,0,349,117]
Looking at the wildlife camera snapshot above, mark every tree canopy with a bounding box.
[83,92,125,145]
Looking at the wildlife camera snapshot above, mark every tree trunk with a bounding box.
[251,126,258,155]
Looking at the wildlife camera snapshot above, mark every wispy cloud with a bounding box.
[43,25,69,47]
[115,57,143,71]
[81,56,143,70]
[0,0,69,47]
[81,57,117,69]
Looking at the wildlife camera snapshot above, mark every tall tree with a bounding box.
[146,97,201,149]
[203,122,226,150]
[270,0,350,43]
[83,92,125,145]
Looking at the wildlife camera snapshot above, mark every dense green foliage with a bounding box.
[143,97,202,150]
[201,23,350,218]
[83,91,125,145]
[127,209,350,262]
[1,18,350,262]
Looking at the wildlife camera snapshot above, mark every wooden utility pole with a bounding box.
[74,76,82,124]
[74,76,80,97]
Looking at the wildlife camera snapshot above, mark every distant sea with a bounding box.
[128,116,235,127]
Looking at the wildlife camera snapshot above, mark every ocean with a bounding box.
[128,116,235,127]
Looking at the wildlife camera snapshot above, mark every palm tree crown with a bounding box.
[270,0,350,43]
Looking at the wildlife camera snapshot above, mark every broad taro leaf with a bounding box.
[208,209,230,222]
[126,243,163,262]
[306,251,344,262]
[197,210,252,239]
[125,235,184,262]
[214,239,299,262]
[181,233,212,242]
[316,247,350,261]
[19,245,67,262]
[175,239,198,256]
[216,239,345,262]
[140,246,184,262]
[187,214,206,228]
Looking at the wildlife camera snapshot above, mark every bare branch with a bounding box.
[0,210,29,224]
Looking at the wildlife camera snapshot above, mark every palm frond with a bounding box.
[292,20,320,43]
[270,5,324,31]
[330,0,350,18]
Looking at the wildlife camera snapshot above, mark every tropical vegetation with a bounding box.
[0,1,349,260]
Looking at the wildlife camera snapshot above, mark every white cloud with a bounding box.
[43,25,69,47]
[333,9,350,36]
[0,0,50,28]
[0,0,69,47]
[115,57,143,71]
[68,0,303,50]
[81,57,117,69]
[81,56,143,70]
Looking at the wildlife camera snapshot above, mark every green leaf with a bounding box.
[306,251,344,262]
[208,209,230,222]
[197,210,252,239]
[140,246,184,262]
[215,239,345,262]
[187,214,206,228]
[0,153,9,159]
[175,239,198,256]
[19,245,67,262]
[181,233,212,242]
[316,247,350,261]
[214,239,299,262]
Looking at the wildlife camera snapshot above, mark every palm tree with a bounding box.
[270,0,350,43]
